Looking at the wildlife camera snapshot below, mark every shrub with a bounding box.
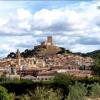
[66,82,87,100]
[53,73,73,86]
[30,87,62,100]
[0,85,11,100]
[90,83,100,98]
[9,93,15,100]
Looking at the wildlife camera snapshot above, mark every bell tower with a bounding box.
[16,49,21,68]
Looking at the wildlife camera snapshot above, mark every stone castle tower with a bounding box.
[47,36,53,45]
[34,35,61,57]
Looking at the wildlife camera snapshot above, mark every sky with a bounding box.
[0,0,100,58]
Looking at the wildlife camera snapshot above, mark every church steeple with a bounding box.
[16,49,21,67]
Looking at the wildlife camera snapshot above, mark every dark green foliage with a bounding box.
[73,49,100,58]
[66,82,87,100]
[57,47,72,54]
[1,76,100,99]
[53,73,74,98]
[0,85,12,100]
[21,49,35,58]
[30,87,62,100]
[53,73,73,86]
[78,77,100,84]
[7,52,16,58]
[6,43,100,60]
[91,58,100,75]
[7,47,73,58]
[7,49,36,58]
[86,50,100,59]
[90,83,100,98]
[0,79,34,95]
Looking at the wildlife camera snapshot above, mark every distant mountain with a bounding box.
[58,49,100,59]
[85,50,100,59]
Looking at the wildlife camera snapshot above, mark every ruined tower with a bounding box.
[34,36,61,57]
[46,36,53,46]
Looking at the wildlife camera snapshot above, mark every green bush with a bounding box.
[66,82,87,100]
[30,87,62,100]
[0,85,12,100]
[90,83,100,98]
[9,93,15,100]
[78,77,100,84]
[91,59,100,75]
[53,73,73,86]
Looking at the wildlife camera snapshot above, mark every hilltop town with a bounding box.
[0,36,93,80]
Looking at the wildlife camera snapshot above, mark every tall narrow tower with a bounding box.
[46,36,53,46]
[16,49,21,68]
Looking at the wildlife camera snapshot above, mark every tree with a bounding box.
[91,59,100,75]
[0,85,11,100]
[57,47,72,54]
[66,82,87,100]
[53,73,73,86]
[53,73,73,98]
[30,87,62,100]
[7,52,16,58]
[90,83,100,98]
[9,93,15,100]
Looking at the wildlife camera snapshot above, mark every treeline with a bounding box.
[7,49,36,58]
[6,43,100,59]
[7,48,88,59]
[86,50,100,59]
[0,74,100,100]
[7,47,73,58]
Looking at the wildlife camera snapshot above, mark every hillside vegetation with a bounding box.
[7,47,72,58]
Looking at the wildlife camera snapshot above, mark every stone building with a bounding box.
[14,49,46,70]
[0,36,94,78]
[45,36,53,46]
[34,36,61,57]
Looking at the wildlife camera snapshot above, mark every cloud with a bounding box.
[78,37,100,45]
[0,1,100,57]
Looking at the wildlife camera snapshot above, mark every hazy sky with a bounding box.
[0,0,100,58]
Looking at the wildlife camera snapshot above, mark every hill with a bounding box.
[7,47,72,58]
[85,50,100,59]
[7,45,100,59]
